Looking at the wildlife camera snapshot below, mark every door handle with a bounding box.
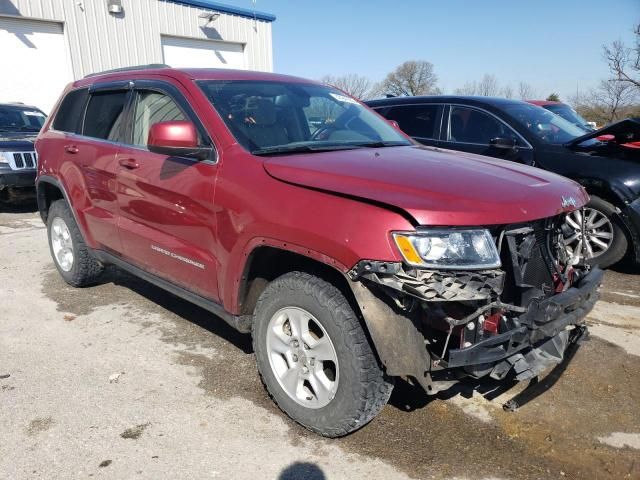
[64,145,79,154]
[118,158,140,170]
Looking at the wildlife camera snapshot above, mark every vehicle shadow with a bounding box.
[0,198,38,213]
[388,376,518,413]
[389,337,583,414]
[611,259,640,275]
[98,266,253,354]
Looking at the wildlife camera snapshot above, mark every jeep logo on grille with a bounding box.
[561,196,577,208]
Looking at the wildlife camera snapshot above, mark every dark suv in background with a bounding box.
[35,66,602,436]
[367,96,640,268]
[0,103,46,202]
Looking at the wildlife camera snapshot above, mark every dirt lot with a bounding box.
[1,204,639,480]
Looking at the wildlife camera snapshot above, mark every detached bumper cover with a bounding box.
[447,267,603,373]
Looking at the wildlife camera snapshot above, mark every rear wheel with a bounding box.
[252,272,393,437]
[47,199,104,287]
[563,195,628,268]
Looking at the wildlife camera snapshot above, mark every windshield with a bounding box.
[197,80,411,154]
[544,104,591,129]
[503,103,588,144]
[0,105,46,133]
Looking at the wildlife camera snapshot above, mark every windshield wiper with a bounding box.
[352,141,408,148]
[252,144,362,156]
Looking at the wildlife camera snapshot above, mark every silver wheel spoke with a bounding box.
[565,216,580,230]
[591,231,612,239]
[564,233,579,245]
[280,366,301,396]
[270,329,292,355]
[590,216,609,230]
[309,336,335,362]
[308,370,334,405]
[590,237,608,250]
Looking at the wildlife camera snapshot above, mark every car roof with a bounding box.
[365,95,528,109]
[527,100,561,106]
[74,65,319,88]
[0,102,42,110]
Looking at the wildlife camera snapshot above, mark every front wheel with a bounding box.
[563,196,628,268]
[252,272,393,437]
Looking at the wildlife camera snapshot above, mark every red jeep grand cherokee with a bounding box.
[35,66,602,436]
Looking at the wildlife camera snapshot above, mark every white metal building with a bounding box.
[0,0,275,112]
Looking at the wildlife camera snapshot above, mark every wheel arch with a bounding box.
[36,175,94,246]
[237,244,432,385]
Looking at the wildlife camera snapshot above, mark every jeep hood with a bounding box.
[262,145,589,226]
[565,118,640,147]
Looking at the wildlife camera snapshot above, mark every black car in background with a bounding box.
[0,103,46,202]
[366,96,640,268]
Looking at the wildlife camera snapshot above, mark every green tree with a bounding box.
[546,93,560,102]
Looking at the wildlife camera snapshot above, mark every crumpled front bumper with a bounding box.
[447,267,603,379]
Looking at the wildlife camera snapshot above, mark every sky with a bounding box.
[222,0,639,100]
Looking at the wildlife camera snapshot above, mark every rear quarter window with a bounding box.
[52,88,89,134]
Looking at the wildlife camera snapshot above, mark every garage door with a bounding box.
[0,17,73,113]
[162,36,245,70]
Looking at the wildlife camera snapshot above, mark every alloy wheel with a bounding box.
[51,217,74,272]
[563,207,614,263]
[266,306,339,409]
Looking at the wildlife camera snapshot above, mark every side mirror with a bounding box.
[147,121,211,160]
[490,137,517,150]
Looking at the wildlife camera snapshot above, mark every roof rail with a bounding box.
[84,64,171,78]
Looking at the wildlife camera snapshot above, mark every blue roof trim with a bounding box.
[165,0,276,22]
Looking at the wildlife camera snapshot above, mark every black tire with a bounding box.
[252,272,393,437]
[47,199,104,287]
[584,196,628,269]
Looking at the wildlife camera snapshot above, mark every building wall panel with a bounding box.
[1,0,273,79]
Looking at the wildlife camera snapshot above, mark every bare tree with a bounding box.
[570,80,639,125]
[603,24,640,90]
[320,74,375,100]
[454,81,478,95]
[501,85,514,99]
[477,74,500,96]
[518,82,537,100]
[380,60,439,96]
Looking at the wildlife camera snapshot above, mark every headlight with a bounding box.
[392,229,501,269]
[0,152,10,164]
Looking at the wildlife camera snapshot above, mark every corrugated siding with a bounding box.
[0,0,273,78]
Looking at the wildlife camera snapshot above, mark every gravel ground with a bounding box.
[1,204,639,480]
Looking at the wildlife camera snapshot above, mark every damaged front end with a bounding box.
[348,214,603,394]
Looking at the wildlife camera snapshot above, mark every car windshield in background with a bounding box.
[545,103,591,129]
[197,80,411,155]
[503,103,588,144]
[0,105,46,133]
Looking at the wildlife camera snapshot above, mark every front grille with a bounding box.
[6,151,37,170]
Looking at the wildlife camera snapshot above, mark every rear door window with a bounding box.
[83,91,128,141]
[52,88,89,134]
[382,104,442,139]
